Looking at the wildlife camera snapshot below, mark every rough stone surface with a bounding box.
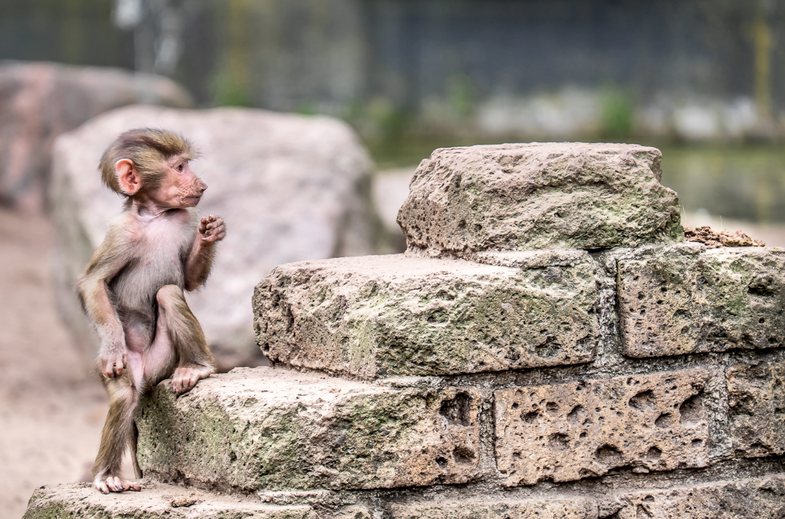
[618,245,785,358]
[397,142,683,255]
[390,497,598,518]
[494,369,710,486]
[22,482,318,518]
[728,357,785,458]
[611,475,785,519]
[51,105,378,369]
[254,253,598,379]
[137,367,482,491]
[0,61,193,212]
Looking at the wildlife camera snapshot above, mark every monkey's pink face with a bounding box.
[151,157,208,209]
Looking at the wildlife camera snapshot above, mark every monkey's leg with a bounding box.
[92,372,142,493]
[152,284,216,395]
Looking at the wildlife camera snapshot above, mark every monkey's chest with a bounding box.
[113,219,194,306]
[136,221,193,283]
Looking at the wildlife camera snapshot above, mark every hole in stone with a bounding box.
[595,445,623,467]
[546,402,559,414]
[567,405,587,425]
[521,411,539,424]
[548,433,570,451]
[435,456,448,468]
[691,439,703,447]
[655,413,673,428]
[440,393,473,426]
[679,395,704,426]
[511,402,519,410]
[453,445,475,464]
[629,390,656,412]
[759,317,765,324]
[646,446,662,463]
[536,336,562,358]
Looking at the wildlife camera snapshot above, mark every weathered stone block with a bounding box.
[612,475,785,519]
[494,369,710,486]
[728,357,785,457]
[397,142,682,255]
[254,253,598,379]
[137,367,482,491]
[23,482,317,518]
[390,497,598,518]
[618,245,785,358]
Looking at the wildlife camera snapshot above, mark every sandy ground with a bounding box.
[2,195,784,519]
[0,207,107,519]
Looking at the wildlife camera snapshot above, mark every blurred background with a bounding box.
[2,1,785,517]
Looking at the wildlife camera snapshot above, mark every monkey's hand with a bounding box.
[99,348,128,378]
[199,214,226,244]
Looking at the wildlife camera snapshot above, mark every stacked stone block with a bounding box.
[26,143,785,518]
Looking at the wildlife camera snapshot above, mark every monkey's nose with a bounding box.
[197,179,208,192]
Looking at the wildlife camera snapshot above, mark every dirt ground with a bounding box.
[0,207,107,519]
[2,203,784,519]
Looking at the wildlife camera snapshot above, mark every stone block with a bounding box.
[137,367,482,491]
[397,142,682,255]
[22,482,317,518]
[494,369,710,486]
[618,245,785,358]
[390,497,598,518]
[728,357,785,457]
[611,475,785,519]
[254,253,598,379]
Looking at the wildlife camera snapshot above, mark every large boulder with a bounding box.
[397,142,683,255]
[0,61,193,211]
[51,105,380,369]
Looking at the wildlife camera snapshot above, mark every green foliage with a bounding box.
[446,72,475,118]
[210,69,254,108]
[600,87,635,139]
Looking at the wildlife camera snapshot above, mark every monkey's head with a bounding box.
[99,128,207,209]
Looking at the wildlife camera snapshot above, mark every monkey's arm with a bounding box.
[77,230,134,378]
[184,215,226,291]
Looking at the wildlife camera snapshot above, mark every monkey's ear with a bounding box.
[115,159,141,195]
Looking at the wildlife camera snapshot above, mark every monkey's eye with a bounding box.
[176,163,185,172]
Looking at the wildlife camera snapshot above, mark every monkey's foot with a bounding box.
[172,364,214,395]
[94,475,141,494]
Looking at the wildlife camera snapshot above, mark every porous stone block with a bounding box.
[390,497,598,518]
[254,254,598,379]
[494,369,710,486]
[728,357,785,457]
[397,142,682,255]
[22,482,317,518]
[618,245,785,358]
[136,367,482,491]
[611,475,785,519]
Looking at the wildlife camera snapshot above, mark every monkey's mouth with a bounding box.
[183,195,202,205]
